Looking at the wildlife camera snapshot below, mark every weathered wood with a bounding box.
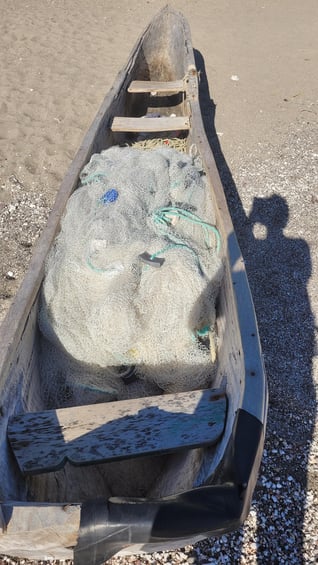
[8,389,226,475]
[111,115,190,132]
[0,502,80,560]
[0,5,267,560]
[128,79,185,93]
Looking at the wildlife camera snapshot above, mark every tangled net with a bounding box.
[39,145,223,406]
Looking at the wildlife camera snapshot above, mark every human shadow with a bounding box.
[193,48,316,563]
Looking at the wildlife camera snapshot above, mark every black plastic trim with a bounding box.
[74,409,264,565]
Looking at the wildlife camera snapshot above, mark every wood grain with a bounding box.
[128,79,185,93]
[111,115,190,132]
[8,389,226,474]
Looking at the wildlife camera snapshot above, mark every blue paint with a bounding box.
[100,189,119,205]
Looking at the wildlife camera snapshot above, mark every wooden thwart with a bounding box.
[8,388,226,475]
[111,115,190,132]
[128,79,185,93]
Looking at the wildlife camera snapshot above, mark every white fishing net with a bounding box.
[39,146,224,406]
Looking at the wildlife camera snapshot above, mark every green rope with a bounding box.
[81,171,108,185]
[148,207,221,278]
[150,242,194,260]
[152,206,222,254]
[86,255,108,273]
[149,242,203,274]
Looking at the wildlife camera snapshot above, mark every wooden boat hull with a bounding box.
[0,7,267,563]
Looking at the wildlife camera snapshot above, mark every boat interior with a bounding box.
[1,8,245,510]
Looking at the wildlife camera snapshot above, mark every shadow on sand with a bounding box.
[193,49,316,564]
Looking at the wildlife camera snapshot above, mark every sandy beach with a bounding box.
[1,0,317,563]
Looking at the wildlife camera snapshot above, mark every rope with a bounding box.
[150,242,202,274]
[131,137,187,152]
[153,206,221,254]
[149,206,221,278]
[81,171,108,185]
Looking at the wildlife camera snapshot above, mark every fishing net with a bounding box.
[39,145,224,406]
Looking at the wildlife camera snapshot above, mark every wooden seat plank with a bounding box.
[7,388,226,475]
[111,115,190,132]
[128,79,185,93]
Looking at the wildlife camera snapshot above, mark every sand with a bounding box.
[1,0,317,315]
[0,0,317,563]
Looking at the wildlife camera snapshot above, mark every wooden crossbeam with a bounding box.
[8,388,226,475]
[111,115,190,132]
[128,79,185,93]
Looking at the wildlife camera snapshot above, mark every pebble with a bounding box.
[5,271,15,280]
[0,175,50,323]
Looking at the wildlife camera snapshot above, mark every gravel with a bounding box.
[0,174,50,322]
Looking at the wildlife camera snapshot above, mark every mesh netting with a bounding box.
[39,146,224,406]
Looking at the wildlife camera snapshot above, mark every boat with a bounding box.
[0,6,267,564]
